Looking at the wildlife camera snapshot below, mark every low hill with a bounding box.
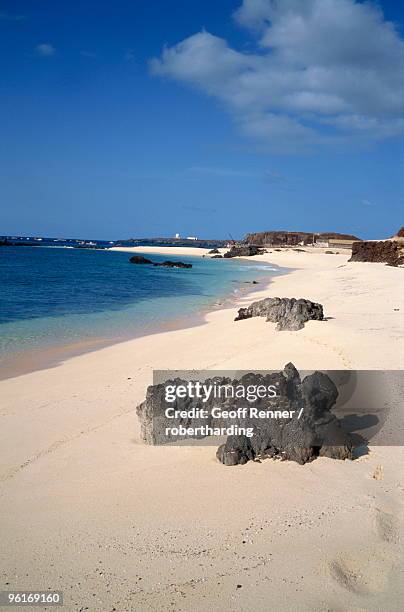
[245,231,361,246]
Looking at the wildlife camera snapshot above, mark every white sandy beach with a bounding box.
[0,247,403,611]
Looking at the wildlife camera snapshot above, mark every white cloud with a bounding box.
[150,0,404,151]
[36,43,55,57]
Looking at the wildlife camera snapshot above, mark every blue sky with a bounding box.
[1,0,403,240]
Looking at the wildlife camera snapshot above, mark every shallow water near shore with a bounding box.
[0,246,283,370]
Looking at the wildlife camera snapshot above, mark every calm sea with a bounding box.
[0,246,281,359]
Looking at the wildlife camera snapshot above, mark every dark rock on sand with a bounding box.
[217,367,355,465]
[319,445,353,460]
[223,245,264,258]
[235,297,324,331]
[209,248,220,254]
[136,363,356,466]
[210,254,223,259]
[216,436,255,466]
[129,255,153,264]
[153,260,192,269]
[349,240,404,267]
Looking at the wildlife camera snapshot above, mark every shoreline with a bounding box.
[1,247,403,611]
[0,247,284,380]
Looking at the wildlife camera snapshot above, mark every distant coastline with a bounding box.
[0,235,229,250]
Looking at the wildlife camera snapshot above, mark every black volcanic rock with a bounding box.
[153,260,192,269]
[235,297,324,331]
[349,240,404,267]
[129,255,153,264]
[209,248,220,254]
[210,254,223,258]
[129,256,192,268]
[136,363,356,466]
[223,245,264,258]
[216,436,255,466]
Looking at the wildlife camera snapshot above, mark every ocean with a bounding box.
[0,246,281,360]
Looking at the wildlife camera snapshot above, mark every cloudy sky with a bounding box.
[1,0,403,239]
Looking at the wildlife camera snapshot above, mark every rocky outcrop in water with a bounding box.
[129,255,153,264]
[136,363,355,466]
[223,245,265,258]
[349,240,404,267]
[154,260,192,269]
[129,256,192,268]
[235,297,324,331]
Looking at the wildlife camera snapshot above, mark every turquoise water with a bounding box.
[0,246,282,359]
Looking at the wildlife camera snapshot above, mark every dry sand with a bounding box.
[0,247,403,611]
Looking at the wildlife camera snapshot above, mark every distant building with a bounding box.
[186,236,198,241]
[174,233,181,239]
[327,238,357,249]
